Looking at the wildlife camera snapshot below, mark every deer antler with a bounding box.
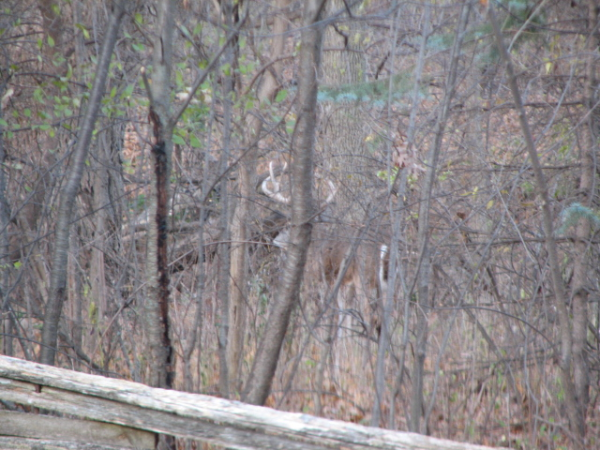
[261,161,337,206]
[318,176,337,205]
[261,161,290,204]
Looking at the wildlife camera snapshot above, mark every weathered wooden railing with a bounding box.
[0,356,496,450]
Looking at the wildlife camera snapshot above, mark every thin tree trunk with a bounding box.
[40,0,127,366]
[570,0,598,435]
[389,3,428,427]
[143,2,177,449]
[172,26,239,397]
[409,1,471,434]
[215,1,238,399]
[242,0,328,406]
[228,0,290,397]
[143,0,176,394]
[38,0,66,74]
[0,77,12,357]
[89,136,109,361]
[371,1,401,427]
[182,103,216,393]
[488,4,585,447]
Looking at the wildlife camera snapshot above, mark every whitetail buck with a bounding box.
[259,161,390,339]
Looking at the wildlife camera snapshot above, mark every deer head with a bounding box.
[258,160,390,339]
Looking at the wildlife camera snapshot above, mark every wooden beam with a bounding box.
[0,356,497,450]
[0,436,138,450]
[0,411,154,449]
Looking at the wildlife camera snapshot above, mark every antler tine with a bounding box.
[323,179,337,205]
[315,170,336,206]
[261,161,291,204]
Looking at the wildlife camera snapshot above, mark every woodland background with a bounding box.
[0,0,599,449]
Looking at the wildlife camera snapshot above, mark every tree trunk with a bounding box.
[37,0,65,73]
[242,0,327,406]
[214,1,238,399]
[182,109,215,393]
[143,3,176,449]
[228,0,291,397]
[409,1,471,434]
[488,4,585,447]
[570,0,598,435]
[40,0,127,366]
[371,2,404,427]
[0,77,12,357]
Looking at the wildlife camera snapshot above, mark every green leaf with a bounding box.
[190,134,201,148]
[180,24,190,39]
[110,86,117,98]
[0,118,7,127]
[120,84,134,99]
[285,118,296,134]
[275,89,288,103]
[172,134,185,145]
[47,35,55,48]
[75,23,90,40]
[134,12,143,24]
